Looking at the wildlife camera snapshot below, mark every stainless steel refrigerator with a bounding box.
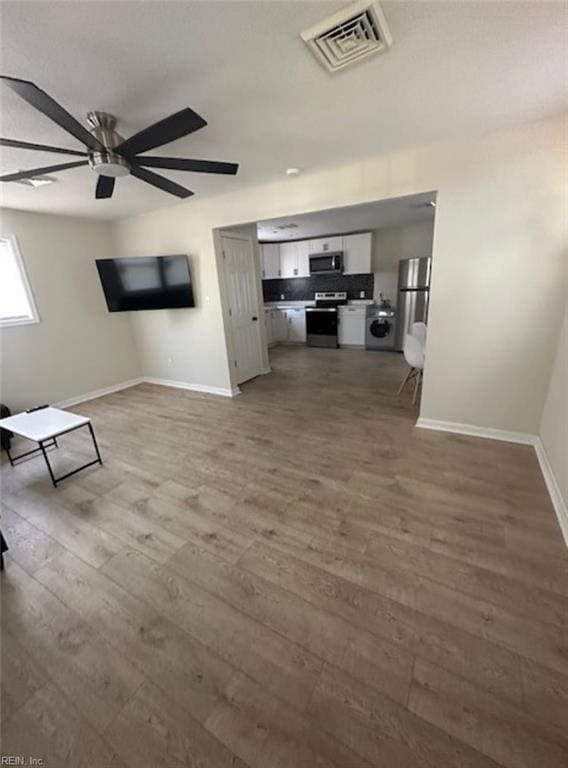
[395,257,431,351]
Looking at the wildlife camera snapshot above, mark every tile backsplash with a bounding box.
[263,273,374,302]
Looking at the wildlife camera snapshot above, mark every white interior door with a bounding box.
[222,235,263,385]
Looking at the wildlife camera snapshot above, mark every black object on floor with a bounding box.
[1,531,7,571]
[0,403,13,451]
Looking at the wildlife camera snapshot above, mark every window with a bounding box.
[0,235,39,327]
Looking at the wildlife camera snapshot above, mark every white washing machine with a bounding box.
[365,306,397,350]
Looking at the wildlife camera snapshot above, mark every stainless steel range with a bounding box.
[305,292,347,348]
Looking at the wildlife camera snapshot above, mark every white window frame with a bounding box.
[0,234,40,328]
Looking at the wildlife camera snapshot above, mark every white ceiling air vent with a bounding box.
[300,1,392,73]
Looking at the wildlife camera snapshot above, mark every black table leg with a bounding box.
[88,422,103,466]
[39,439,58,487]
[5,438,57,465]
[45,422,103,485]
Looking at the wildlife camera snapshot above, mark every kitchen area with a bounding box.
[259,194,435,359]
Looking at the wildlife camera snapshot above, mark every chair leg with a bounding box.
[397,367,414,396]
[412,369,422,405]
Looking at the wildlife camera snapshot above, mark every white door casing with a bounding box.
[222,235,264,385]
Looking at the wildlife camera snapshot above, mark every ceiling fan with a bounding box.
[0,76,239,200]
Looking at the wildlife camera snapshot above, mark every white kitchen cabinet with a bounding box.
[343,233,372,274]
[279,241,311,278]
[338,306,366,346]
[273,309,289,342]
[296,240,310,277]
[309,236,343,254]
[287,308,306,342]
[279,242,298,278]
[261,243,281,279]
[264,310,275,347]
[279,308,306,342]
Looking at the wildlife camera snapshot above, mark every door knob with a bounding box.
[252,316,258,321]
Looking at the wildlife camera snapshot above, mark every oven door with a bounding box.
[306,308,338,347]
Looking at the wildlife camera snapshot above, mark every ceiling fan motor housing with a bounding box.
[86,111,130,177]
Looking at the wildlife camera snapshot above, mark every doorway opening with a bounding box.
[216,192,437,413]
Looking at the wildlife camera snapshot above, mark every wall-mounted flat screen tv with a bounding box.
[96,255,195,311]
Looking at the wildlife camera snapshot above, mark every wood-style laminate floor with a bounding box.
[1,345,567,768]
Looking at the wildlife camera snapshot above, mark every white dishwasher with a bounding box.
[338,305,366,347]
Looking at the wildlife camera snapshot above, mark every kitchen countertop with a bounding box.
[264,299,374,310]
[264,301,314,310]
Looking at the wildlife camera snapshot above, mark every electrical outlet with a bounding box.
[167,356,174,368]
[360,291,365,298]
[280,294,285,300]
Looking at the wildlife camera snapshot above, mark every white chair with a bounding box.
[397,333,425,404]
[411,322,427,350]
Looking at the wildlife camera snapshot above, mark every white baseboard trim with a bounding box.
[55,377,145,408]
[416,417,567,548]
[415,418,537,446]
[534,438,568,547]
[144,376,240,398]
[55,375,240,408]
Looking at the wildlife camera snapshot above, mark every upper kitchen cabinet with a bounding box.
[296,240,310,277]
[261,233,371,279]
[342,232,372,274]
[309,236,343,254]
[280,242,297,278]
[279,240,311,278]
[261,243,280,279]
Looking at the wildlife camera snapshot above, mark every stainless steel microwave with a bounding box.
[309,252,343,275]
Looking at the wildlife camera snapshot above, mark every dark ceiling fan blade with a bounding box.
[1,76,104,152]
[0,160,88,182]
[95,175,115,199]
[117,108,207,157]
[129,164,193,198]
[0,137,87,156]
[135,156,238,175]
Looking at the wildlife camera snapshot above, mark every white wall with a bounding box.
[539,296,568,510]
[0,209,141,410]
[371,219,434,303]
[111,206,234,391]
[111,113,567,434]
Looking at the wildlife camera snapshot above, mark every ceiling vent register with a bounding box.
[301,1,392,73]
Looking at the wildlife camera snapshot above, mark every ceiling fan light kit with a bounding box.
[86,112,130,178]
[0,76,239,200]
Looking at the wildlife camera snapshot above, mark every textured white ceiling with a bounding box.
[257,192,435,241]
[0,1,566,220]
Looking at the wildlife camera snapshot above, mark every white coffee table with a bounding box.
[0,406,102,487]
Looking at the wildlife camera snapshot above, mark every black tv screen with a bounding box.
[96,255,195,311]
